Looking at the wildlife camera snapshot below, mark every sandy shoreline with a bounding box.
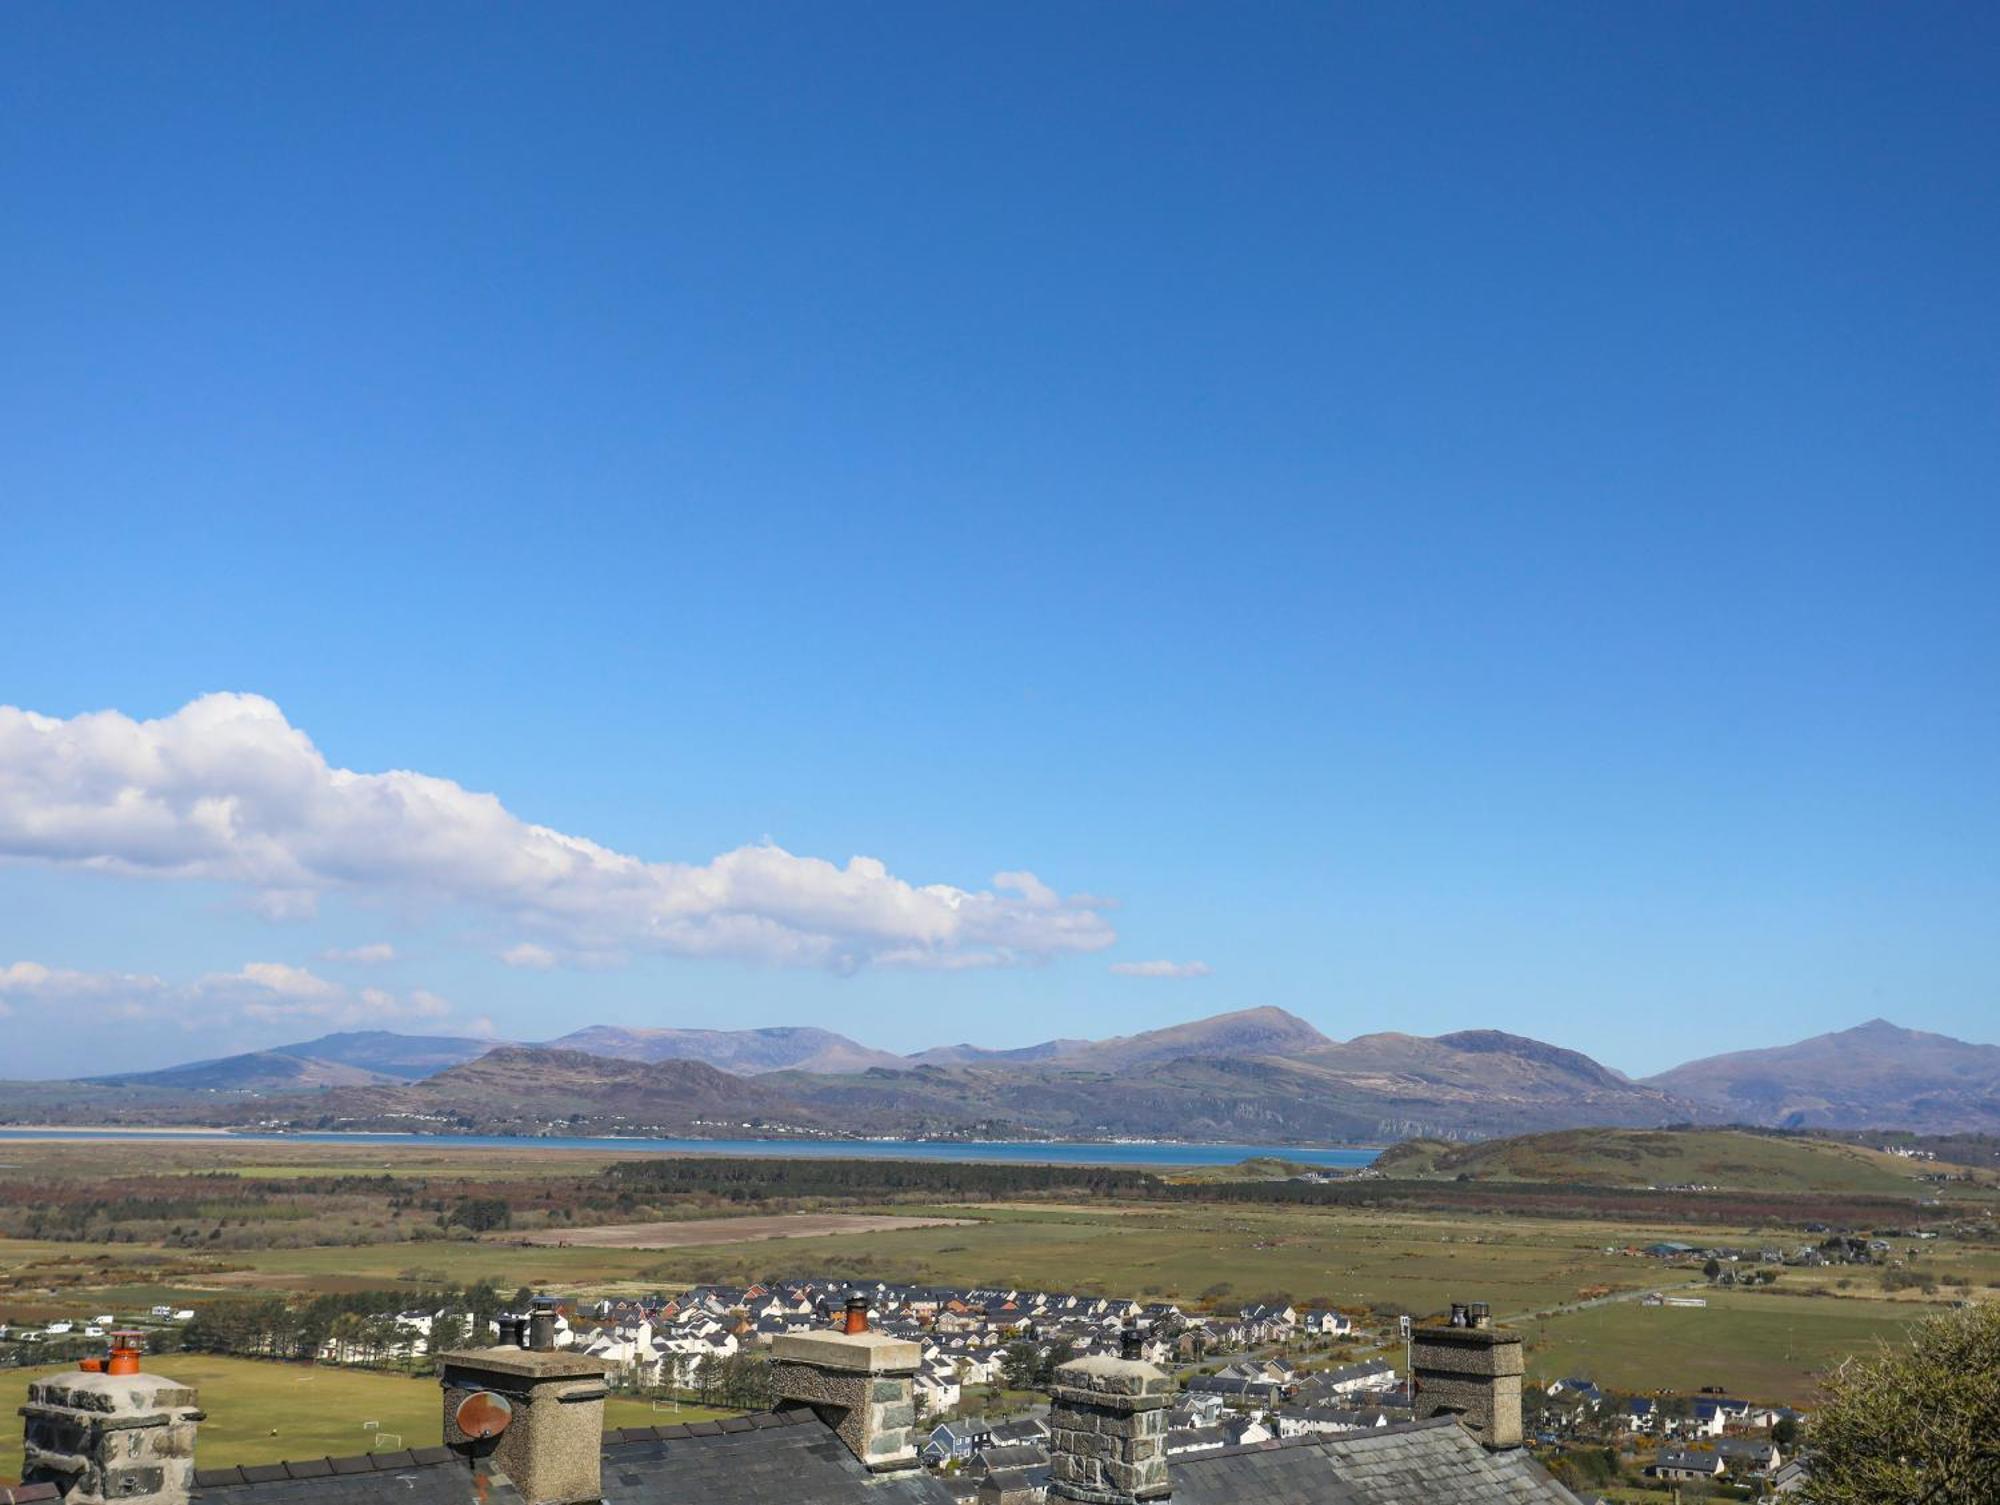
[0,1124,233,1137]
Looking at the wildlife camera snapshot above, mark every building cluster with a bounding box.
[1628,1232,1914,1267]
[7,1297,1581,1505]
[508,1280,1355,1415]
[1538,1377,1804,1488]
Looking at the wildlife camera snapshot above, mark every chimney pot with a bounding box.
[1120,1322,1144,1362]
[22,1358,202,1505]
[528,1296,559,1352]
[843,1294,869,1335]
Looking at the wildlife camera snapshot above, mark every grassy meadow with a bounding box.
[1375,1127,1965,1195]
[1521,1288,1950,1405]
[0,1352,730,1483]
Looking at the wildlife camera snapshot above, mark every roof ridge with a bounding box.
[197,1409,818,1490]
[193,1446,458,1487]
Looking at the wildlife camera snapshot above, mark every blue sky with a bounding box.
[1,3,1995,1079]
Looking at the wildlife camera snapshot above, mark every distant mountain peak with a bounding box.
[542,1024,906,1075]
[1645,1018,2000,1134]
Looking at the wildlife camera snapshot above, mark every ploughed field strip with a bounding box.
[503,1214,976,1248]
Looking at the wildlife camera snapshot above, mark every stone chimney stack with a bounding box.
[1410,1300,1524,1450]
[19,1341,202,1505]
[1047,1328,1174,1504]
[769,1295,920,1472]
[439,1306,612,1505]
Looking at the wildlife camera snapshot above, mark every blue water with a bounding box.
[0,1127,1377,1169]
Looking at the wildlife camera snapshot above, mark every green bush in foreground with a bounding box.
[1802,1301,2000,1505]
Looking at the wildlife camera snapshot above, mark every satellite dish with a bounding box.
[455,1391,514,1440]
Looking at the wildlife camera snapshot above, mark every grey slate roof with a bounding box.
[1171,1417,1584,1505]
[192,1446,500,1505]
[192,1407,956,1505]
[181,1408,1573,1505]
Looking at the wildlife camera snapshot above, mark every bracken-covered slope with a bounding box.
[1373,1126,1935,1194]
[1645,1019,2000,1132]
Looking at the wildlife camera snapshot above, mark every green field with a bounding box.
[1522,1288,1947,1405]
[585,1202,1732,1316]
[0,1353,735,1484]
[1,1205,1690,1315]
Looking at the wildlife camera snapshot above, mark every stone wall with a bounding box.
[1047,1354,1174,1505]
[20,1370,203,1505]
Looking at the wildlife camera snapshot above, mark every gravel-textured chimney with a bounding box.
[440,1331,612,1505]
[770,1295,920,1472]
[1412,1300,1523,1450]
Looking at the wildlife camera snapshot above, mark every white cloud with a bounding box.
[0,959,463,1031]
[501,942,557,970]
[321,942,397,965]
[0,694,1117,970]
[1108,959,1213,979]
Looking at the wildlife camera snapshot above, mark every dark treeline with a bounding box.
[181,1282,522,1365]
[601,1157,1156,1200]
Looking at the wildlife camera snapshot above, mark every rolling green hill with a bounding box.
[1373,1126,1935,1194]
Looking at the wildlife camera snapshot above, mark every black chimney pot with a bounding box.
[529,1295,559,1352]
[1120,1321,1145,1362]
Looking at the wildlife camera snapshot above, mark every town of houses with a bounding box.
[273,1276,1807,1499]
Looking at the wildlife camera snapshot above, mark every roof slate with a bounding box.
[184,1408,1574,1505]
[190,1408,955,1505]
[1171,1417,1583,1505]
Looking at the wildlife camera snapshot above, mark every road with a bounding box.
[1502,1278,1708,1325]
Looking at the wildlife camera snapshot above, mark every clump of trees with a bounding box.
[181,1280,519,1367]
[446,1197,512,1232]
[689,1352,774,1410]
[999,1337,1078,1390]
[1801,1301,2000,1504]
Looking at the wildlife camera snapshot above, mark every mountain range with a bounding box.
[1644,1018,2000,1132]
[38,1007,2000,1141]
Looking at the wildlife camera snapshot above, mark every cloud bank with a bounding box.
[0,694,1116,971]
[0,959,456,1030]
[1108,959,1212,978]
